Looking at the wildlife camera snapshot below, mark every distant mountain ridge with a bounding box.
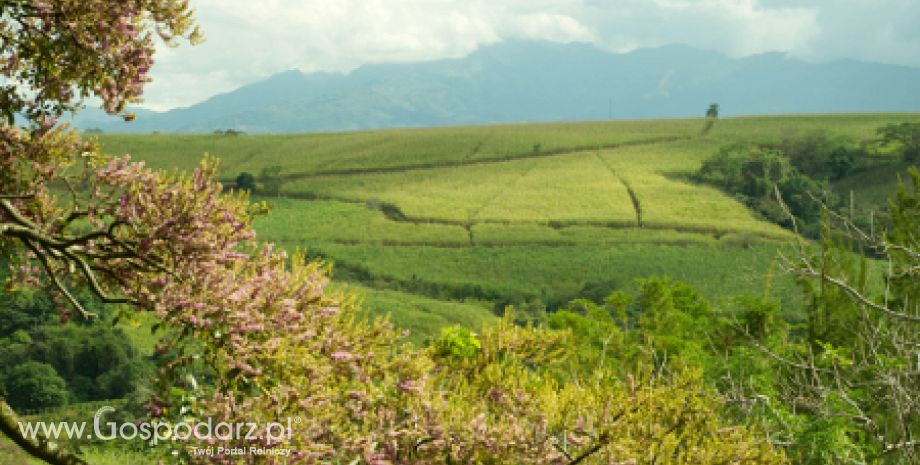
[74,40,920,133]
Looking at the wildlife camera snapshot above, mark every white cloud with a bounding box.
[508,12,595,42]
[134,0,920,111]
[581,0,818,58]
[652,0,819,56]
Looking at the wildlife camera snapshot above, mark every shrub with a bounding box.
[877,122,920,162]
[4,362,69,410]
[234,171,256,191]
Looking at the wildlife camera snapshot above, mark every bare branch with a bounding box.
[789,266,920,323]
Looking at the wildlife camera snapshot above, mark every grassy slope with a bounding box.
[96,114,920,340]
[95,120,703,178]
[338,283,496,344]
[318,242,798,311]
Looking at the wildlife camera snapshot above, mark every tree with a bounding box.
[701,103,719,135]
[4,362,68,411]
[706,103,720,119]
[234,171,256,191]
[749,169,920,464]
[258,164,284,196]
[0,1,202,463]
[877,122,920,162]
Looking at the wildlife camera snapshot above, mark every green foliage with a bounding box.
[3,362,69,411]
[315,240,804,315]
[0,324,152,407]
[877,121,920,162]
[35,113,913,463]
[0,290,57,336]
[706,103,719,119]
[212,129,243,136]
[0,287,153,409]
[234,171,256,191]
[697,142,828,235]
[546,298,631,373]
[257,164,284,196]
[734,295,782,340]
[418,315,786,465]
[433,326,482,359]
[719,167,920,465]
[635,277,715,361]
[764,130,863,181]
[544,277,730,376]
[887,167,920,299]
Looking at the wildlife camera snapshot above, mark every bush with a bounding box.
[4,362,69,410]
[258,165,284,196]
[433,326,481,360]
[213,129,244,136]
[877,122,920,162]
[27,325,149,401]
[764,131,862,181]
[235,172,256,191]
[0,293,152,406]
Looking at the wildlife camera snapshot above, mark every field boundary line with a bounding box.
[465,159,542,237]
[271,191,790,241]
[461,131,494,162]
[591,152,642,228]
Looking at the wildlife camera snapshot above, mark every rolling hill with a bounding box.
[94,114,920,340]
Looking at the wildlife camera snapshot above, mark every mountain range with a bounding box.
[73,40,920,133]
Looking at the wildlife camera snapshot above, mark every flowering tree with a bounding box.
[0,1,786,465]
[0,1,201,463]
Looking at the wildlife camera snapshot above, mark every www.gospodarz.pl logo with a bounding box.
[18,406,296,452]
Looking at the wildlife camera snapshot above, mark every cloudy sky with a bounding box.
[139,0,920,111]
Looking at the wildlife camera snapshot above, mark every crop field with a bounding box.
[317,241,800,310]
[95,119,704,178]
[97,114,920,340]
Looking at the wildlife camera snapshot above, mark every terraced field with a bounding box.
[97,114,920,340]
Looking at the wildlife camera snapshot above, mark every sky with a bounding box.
[139,0,920,111]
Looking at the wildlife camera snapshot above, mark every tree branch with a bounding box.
[21,238,96,318]
[0,399,89,465]
[789,266,920,323]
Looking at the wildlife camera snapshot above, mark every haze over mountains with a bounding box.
[75,40,920,133]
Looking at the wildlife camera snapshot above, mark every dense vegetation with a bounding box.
[0,288,152,411]
[4,109,917,465]
[695,123,920,237]
[2,2,919,465]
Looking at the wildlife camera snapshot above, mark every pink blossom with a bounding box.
[330,351,354,362]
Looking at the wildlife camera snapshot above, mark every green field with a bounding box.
[96,114,920,340]
[95,120,703,177]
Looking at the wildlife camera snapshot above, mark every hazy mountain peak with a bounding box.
[74,40,920,133]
